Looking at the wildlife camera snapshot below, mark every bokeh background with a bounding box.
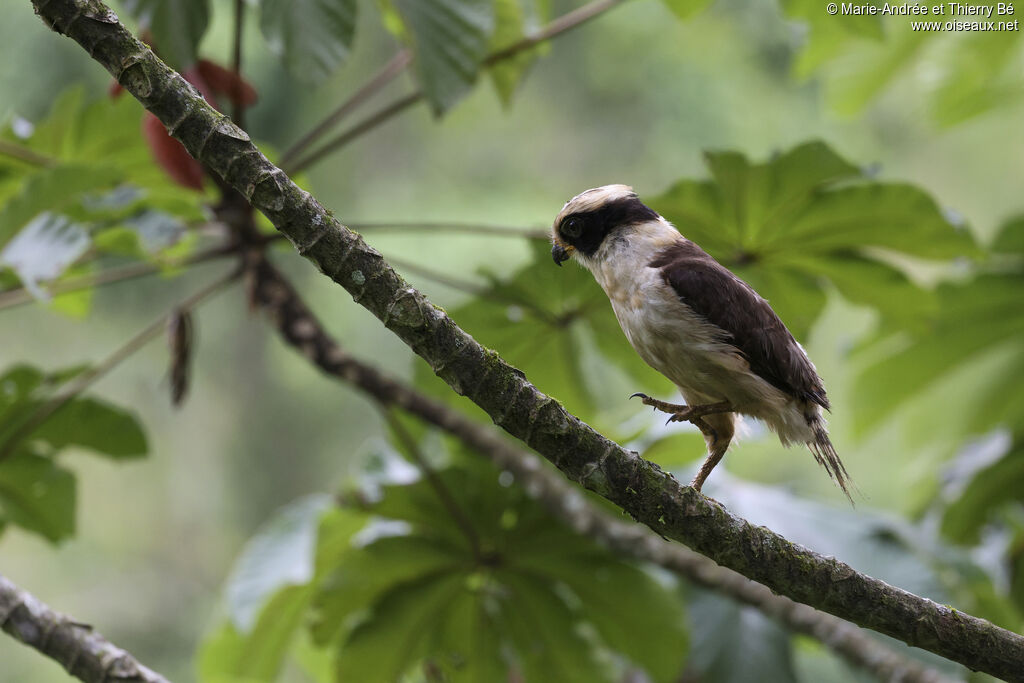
[1,0,1022,680]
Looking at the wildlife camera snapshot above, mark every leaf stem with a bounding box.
[284,92,421,174]
[287,0,630,173]
[484,0,628,65]
[0,140,57,168]
[279,49,412,169]
[0,268,239,462]
[382,408,484,563]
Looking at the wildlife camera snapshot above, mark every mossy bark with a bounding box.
[29,1,1024,679]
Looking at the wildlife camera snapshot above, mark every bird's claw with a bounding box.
[629,392,649,400]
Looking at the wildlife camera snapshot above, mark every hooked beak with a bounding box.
[551,242,573,266]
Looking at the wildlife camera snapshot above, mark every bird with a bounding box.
[550,184,852,500]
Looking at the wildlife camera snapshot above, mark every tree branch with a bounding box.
[247,254,959,683]
[0,574,169,683]
[30,2,1024,678]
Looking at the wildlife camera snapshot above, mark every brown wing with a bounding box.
[650,241,829,410]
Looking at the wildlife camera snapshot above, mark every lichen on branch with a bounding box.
[28,1,1024,680]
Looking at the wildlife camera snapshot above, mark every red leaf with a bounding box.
[142,114,204,191]
[196,59,259,108]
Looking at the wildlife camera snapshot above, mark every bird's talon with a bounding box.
[629,392,648,401]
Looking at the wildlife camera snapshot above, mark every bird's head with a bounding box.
[550,184,662,267]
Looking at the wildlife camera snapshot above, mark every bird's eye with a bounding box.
[562,217,583,239]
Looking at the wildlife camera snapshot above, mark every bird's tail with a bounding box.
[808,422,854,503]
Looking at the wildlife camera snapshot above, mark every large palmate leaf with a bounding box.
[414,239,672,435]
[313,453,689,682]
[122,0,210,70]
[647,141,975,339]
[686,590,797,683]
[0,364,148,543]
[385,0,495,114]
[940,434,1024,545]
[199,499,363,683]
[260,0,357,83]
[854,216,1024,435]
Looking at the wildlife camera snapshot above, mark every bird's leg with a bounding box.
[690,443,727,491]
[630,394,734,493]
[629,394,732,426]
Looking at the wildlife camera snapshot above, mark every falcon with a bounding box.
[550,184,852,499]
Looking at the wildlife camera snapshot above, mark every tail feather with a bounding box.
[808,422,854,503]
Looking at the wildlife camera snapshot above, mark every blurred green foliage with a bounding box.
[1,0,1023,681]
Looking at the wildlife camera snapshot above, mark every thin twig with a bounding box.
[351,221,548,240]
[484,0,627,65]
[230,0,246,128]
[280,49,412,169]
[247,256,959,683]
[382,408,483,562]
[385,255,489,297]
[0,574,169,683]
[0,268,239,462]
[0,140,56,168]
[0,243,235,312]
[287,0,630,173]
[284,93,421,174]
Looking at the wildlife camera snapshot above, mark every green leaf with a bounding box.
[0,165,122,247]
[313,453,689,680]
[32,396,147,459]
[544,557,688,682]
[498,571,611,682]
[941,436,1024,544]
[661,0,714,20]
[226,494,334,631]
[335,572,467,682]
[122,0,210,70]
[687,590,797,683]
[648,141,975,338]
[488,0,549,106]
[313,534,464,644]
[0,451,75,543]
[199,585,314,683]
[992,215,1024,254]
[389,0,495,115]
[929,26,1023,126]
[0,363,149,465]
[853,273,1024,432]
[200,502,364,683]
[260,0,357,83]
